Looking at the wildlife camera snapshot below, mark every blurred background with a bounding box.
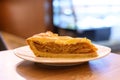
[0,0,53,38]
[0,0,120,53]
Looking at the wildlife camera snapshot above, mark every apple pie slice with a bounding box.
[26,31,98,58]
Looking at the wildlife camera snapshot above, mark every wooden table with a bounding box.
[0,50,120,80]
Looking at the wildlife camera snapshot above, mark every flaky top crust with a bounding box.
[27,31,92,45]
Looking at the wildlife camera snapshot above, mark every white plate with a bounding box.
[13,44,111,66]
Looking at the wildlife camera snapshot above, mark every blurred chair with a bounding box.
[0,31,26,50]
[0,33,7,51]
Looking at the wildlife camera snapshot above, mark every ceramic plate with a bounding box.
[13,44,111,66]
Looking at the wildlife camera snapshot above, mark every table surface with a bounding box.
[0,50,120,80]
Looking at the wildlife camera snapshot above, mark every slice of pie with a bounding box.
[26,31,98,58]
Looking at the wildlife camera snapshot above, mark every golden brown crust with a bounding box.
[26,31,98,58]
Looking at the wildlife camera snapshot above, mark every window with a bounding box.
[53,0,120,30]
